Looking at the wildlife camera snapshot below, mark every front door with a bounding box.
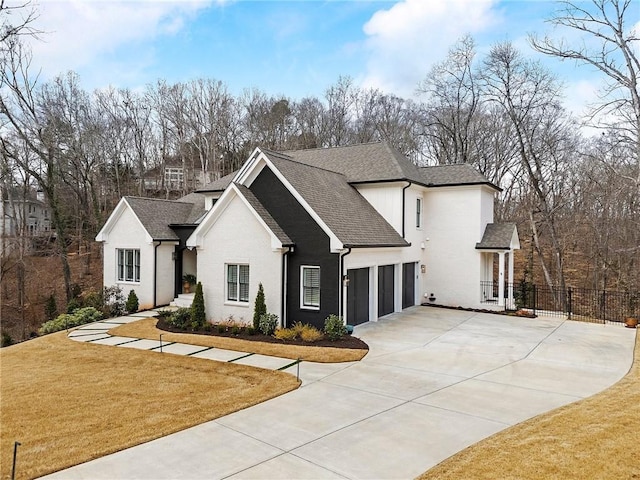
[378,265,395,317]
[402,262,415,309]
[347,268,369,325]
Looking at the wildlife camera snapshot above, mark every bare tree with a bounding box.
[481,41,576,294]
[418,35,481,165]
[530,0,639,188]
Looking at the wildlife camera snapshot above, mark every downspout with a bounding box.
[339,248,352,321]
[281,246,293,328]
[401,181,412,238]
[154,240,163,307]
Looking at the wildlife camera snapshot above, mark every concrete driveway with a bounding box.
[42,307,635,480]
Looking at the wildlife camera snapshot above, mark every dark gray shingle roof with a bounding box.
[476,223,518,250]
[176,192,207,223]
[125,197,198,240]
[420,164,499,189]
[234,184,293,246]
[197,171,237,192]
[282,142,427,185]
[265,152,408,248]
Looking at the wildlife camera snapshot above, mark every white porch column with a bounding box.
[507,250,515,308]
[498,251,505,307]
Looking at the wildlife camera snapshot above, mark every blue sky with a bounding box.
[22,0,639,119]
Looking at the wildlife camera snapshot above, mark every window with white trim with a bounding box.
[117,249,140,282]
[416,197,422,229]
[301,266,320,309]
[227,264,249,302]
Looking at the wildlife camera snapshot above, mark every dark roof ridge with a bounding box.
[281,140,384,154]
[264,150,351,177]
[124,195,196,205]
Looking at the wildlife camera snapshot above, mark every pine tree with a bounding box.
[125,289,139,313]
[190,282,206,330]
[44,293,58,321]
[253,283,266,330]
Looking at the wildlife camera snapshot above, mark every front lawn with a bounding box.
[0,332,300,480]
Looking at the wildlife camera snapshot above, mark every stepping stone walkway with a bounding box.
[67,310,300,372]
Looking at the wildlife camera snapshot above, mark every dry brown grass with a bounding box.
[109,317,367,363]
[0,332,300,480]
[418,331,640,480]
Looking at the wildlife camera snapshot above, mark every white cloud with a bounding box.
[361,0,500,97]
[25,0,211,87]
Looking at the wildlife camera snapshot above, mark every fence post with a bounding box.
[567,287,572,320]
[533,284,537,316]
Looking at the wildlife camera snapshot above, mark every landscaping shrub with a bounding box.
[66,297,82,314]
[323,314,347,341]
[39,307,104,335]
[253,283,266,330]
[274,328,297,341]
[44,294,58,322]
[125,289,139,313]
[1,332,14,347]
[82,290,103,310]
[103,286,125,317]
[258,313,278,336]
[300,324,323,342]
[167,308,191,330]
[190,282,206,330]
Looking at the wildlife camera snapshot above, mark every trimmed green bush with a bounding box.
[258,313,278,336]
[66,298,82,314]
[125,289,139,313]
[253,283,266,330]
[167,308,191,329]
[44,294,58,322]
[39,307,104,335]
[323,314,347,341]
[190,282,206,330]
[103,286,125,317]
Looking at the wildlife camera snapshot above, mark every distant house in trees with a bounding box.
[97,142,520,325]
[1,188,54,256]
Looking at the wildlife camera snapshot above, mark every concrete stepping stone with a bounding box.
[232,353,295,370]
[191,348,252,362]
[153,343,211,356]
[69,333,111,342]
[118,339,162,350]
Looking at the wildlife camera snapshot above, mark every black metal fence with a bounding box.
[480,281,640,324]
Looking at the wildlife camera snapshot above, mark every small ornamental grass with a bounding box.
[274,322,324,343]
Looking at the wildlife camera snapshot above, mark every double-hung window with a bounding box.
[416,198,422,229]
[227,264,249,303]
[301,266,320,309]
[117,249,140,282]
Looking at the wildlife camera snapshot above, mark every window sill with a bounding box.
[117,281,141,285]
[224,301,250,307]
[301,305,320,311]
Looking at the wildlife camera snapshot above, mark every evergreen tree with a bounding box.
[125,289,139,313]
[190,282,206,330]
[253,283,266,330]
[44,293,58,321]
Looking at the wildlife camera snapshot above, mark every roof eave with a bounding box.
[345,242,411,248]
[428,181,502,192]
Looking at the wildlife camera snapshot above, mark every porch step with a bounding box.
[170,293,195,308]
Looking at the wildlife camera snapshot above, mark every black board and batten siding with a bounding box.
[249,168,339,329]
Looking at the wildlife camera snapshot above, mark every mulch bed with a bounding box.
[421,303,537,318]
[156,318,369,350]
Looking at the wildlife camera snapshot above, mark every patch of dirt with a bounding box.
[156,318,369,350]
